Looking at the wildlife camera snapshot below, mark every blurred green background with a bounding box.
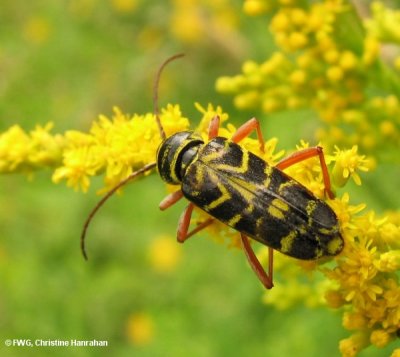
[0,1,397,356]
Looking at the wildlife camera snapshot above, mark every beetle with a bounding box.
[80,54,344,289]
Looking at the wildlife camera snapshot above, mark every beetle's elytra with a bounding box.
[81,54,344,289]
[178,136,343,260]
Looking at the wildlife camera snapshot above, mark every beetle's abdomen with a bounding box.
[181,137,344,260]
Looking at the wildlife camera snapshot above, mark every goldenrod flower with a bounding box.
[376,251,400,272]
[339,333,369,357]
[342,312,368,331]
[243,0,270,16]
[0,123,63,174]
[365,2,400,44]
[53,105,189,192]
[126,312,154,346]
[148,235,182,273]
[110,0,138,13]
[392,349,400,357]
[169,0,240,47]
[23,16,52,45]
[362,35,381,66]
[217,1,400,163]
[370,328,393,348]
[329,145,370,187]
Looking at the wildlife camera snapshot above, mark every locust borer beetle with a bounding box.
[81,54,344,289]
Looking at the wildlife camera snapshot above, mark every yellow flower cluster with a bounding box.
[126,312,154,346]
[148,235,182,273]
[23,16,52,45]
[323,208,400,356]
[365,1,400,44]
[110,0,138,14]
[120,0,242,52]
[0,105,188,191]
[169,0,239,46]
[52,105,189,192]
[217,1,400,162]
[66,0,241,52]
[329,145,371,187]
[0,123,63,175]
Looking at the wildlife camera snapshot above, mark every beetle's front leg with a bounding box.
[208,115,221,139]
[159,189,184,211]
[209,116,265,153]
[241,234,274,289]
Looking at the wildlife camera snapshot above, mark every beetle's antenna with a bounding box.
[153,53,185,141]
[81,162,157,260]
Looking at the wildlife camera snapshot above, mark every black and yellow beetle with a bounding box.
[81,54,344,289]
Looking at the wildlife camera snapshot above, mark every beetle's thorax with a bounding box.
[156,131,204,184]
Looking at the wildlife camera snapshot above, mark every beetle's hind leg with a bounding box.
[276,146,334,199]
[241,234,274,289]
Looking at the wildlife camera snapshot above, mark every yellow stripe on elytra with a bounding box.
[306,200,317,225]
[267,198,289,220]
[280,231,297,253]
[244,203,254,214]
[228,203,255,227]
[215,149,249,174]
[268,206,284,219]
[228,214,241,227]
[327,236,343,255]
[306,200,317,216]
[314,236,326,258]
[204,172,231,210]
[278,180,296,194]
[273,199,289,211]
[315,248,323,258]
[264,165,273,187]
[298,224,307,235]
[194,164,205,187]
[201,150,222,165]
[228,176,259,199]
[319,227,333,235]
[202,140,249,175]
